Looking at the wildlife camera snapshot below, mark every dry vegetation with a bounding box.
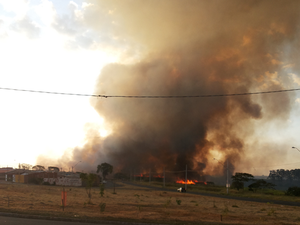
[0,182,300,225]
[143,181,300,202]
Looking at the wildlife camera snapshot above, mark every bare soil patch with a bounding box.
[0,182,299,224]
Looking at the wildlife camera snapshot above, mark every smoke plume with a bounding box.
[38,0,300,177]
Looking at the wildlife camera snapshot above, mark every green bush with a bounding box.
[285,186,300,196]
[99,184,105,197]
[99,202,106,212]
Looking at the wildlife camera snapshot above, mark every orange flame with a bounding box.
[176,179,197,184]
[176,180,207,185]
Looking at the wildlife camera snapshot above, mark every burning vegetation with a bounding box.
[176,180,207,185]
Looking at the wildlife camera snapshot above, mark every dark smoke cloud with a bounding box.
[38,0,300,177]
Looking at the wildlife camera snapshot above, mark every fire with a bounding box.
[176,179,197,185]
[176,180,207,185]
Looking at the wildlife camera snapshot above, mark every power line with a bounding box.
[0,87,300,99]
[0,87,96,97]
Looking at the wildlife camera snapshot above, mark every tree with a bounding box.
[19,163,32,170]
[97,163,113,180]
[268,169,300,181]
[32,165,45,171]
[231,173,254,191]
[248,179,276,192]
[80,173,98,204]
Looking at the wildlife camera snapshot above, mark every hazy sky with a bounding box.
[0,0,120,168]
[1,0,300,175]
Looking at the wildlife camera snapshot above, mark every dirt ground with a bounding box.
[0,182,300,224]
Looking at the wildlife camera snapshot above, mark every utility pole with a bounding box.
[226,159,229,194]
[134,169,135,182]
[149,169,151,184]
[185,164,187,191]
[163,167,165,188]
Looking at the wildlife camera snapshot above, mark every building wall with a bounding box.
[14,175,25,183]
[27,172,57,179]
[44,177,82,186]
[0,174,5,181]
[12,172,58,183]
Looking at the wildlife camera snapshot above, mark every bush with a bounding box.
[99,184,105,197]
[176,199,181,205]
[285,186,300,196]
[99,202,106,212]
[248,180,276,192]
[231,181,244,191]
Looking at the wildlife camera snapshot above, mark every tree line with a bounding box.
[268,169,300,181]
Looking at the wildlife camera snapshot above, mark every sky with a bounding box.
[1,0,300,176]
[0,0,121,168]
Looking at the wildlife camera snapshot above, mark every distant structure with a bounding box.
[0,166,83,186]
[0,167,14,181]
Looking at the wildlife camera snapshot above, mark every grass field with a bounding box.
[137,181,300,202]
[0,181,300,224]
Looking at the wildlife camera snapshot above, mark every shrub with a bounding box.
[99,202,106,212]
[176,199,181,205]
[164,197,172,208]
[248,179,276,192]
[285,186,300,196]
[99,184,105,197]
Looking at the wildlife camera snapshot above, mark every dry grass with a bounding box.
[0,182,300,224]
[143,181,300,202]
